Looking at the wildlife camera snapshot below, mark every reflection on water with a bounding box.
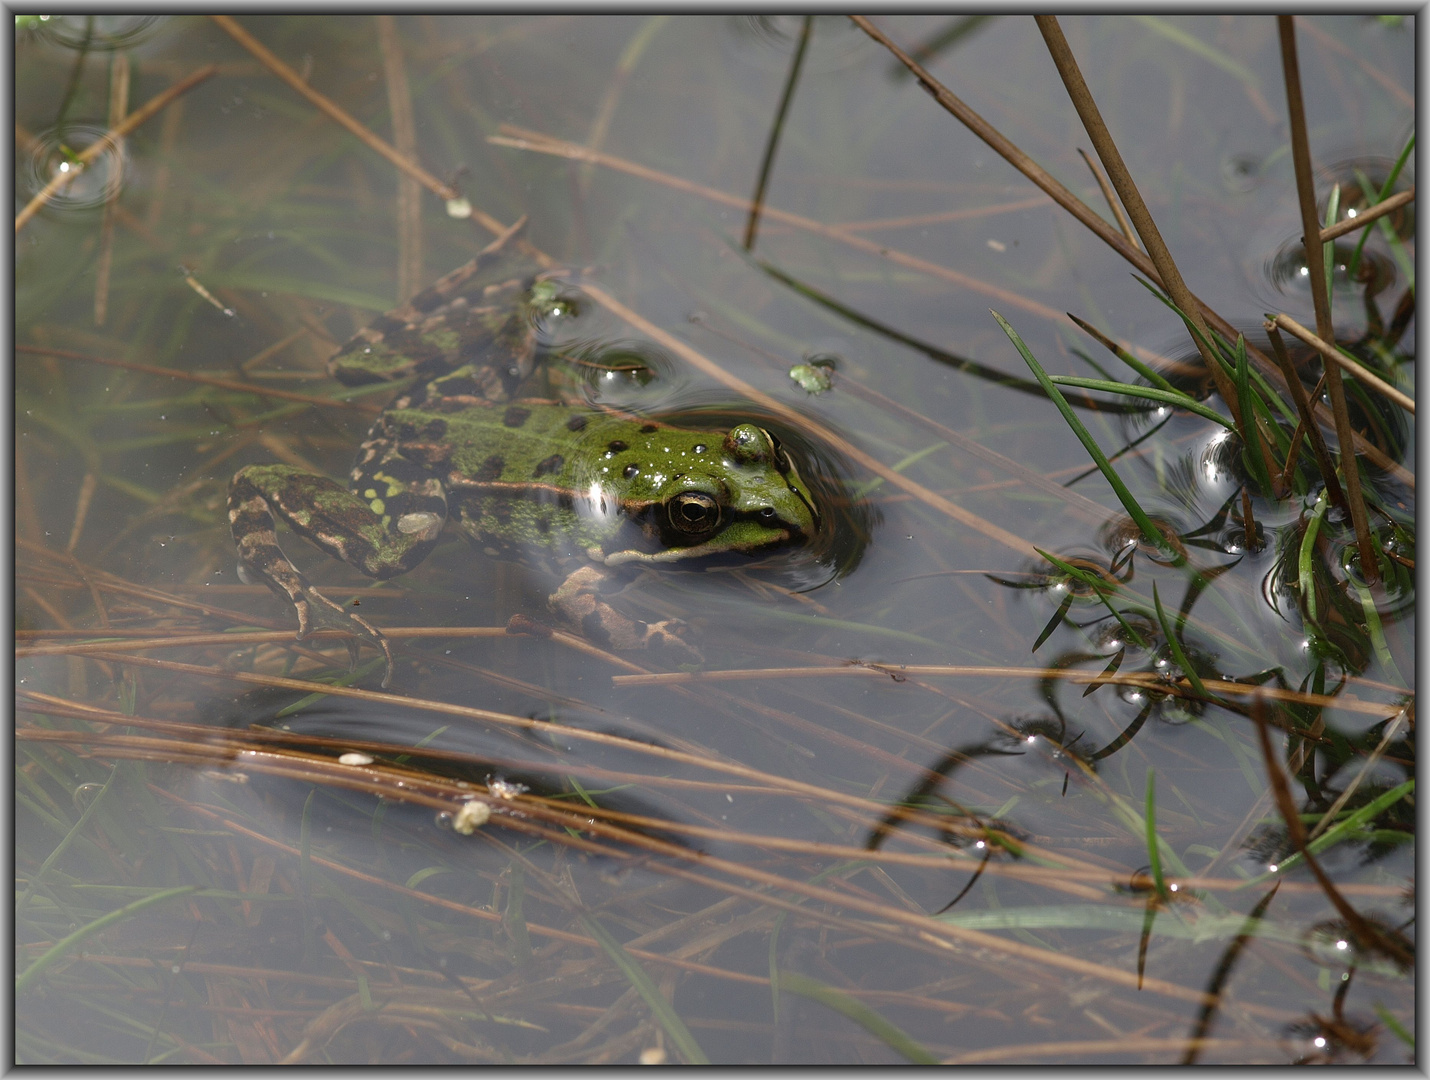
[22,122,129,212]
[16,13,1414,1065]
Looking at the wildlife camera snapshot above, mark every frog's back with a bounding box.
[326,218,541,391]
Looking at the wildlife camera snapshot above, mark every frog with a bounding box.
[228,220,820,686]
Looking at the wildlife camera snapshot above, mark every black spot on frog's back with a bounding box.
[503,405,531,428]
[566,414,588,432]
[476,455,505,481]
[640,424,658,434]
[533,454,564,477]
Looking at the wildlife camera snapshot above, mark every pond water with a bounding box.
[16,14,1414,1065]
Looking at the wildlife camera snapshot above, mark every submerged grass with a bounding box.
[16,12,1413,1067]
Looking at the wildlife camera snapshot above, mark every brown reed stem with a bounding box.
[376,15,423,300]
[1076,147,1137,247]
[1263,322,1346,509]
[1272,313,1415,415]
[1318,184,1414,242]
[209,16,460,203]
[1250,695,1411,968]
[93,51,129,327]
[848,15,1411,490]
[1033,18,1242,422]
[15,63,218,232]
[1277,15,1378,581]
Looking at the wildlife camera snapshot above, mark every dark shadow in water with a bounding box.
[207,686,708,859]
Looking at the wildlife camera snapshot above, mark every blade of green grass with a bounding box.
[1321,183,1341,293]
[1066,313,1178,392]
[1254,779,1414,882]
[1374,1002,1415,1048]
[1346,133,1413,281]
[1153,582,1210,700]
[16,763,117,917]
[1035,547,1149,648]
[17,885,198,993]
[775,972,940,1064]
[1047,375,1235,428]
[1145,768,1170,900]
[993,310,1170,555]
[579,915,708,1065]
[1232,334,1275,495]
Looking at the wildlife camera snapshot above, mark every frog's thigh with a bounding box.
[547,565,698,656]
[232,464,445,578]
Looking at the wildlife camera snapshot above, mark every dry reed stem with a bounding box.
[1271,313,1415,414]
[143,95,184,232]
[16,344,380,413]
[1318,184,1414,242]
[209,16,459,203]
[1250,695,1412,968]
[1295,15,1414,109]
[376,15,423,300]
[946,1035,1255,1065]
[1076,147,1137,248]
[579,282,1039,560]
[1262,321,1346,508]
[21,694,1400,906]
[16,626,511,657]
[239,328,309,374]
[611,663,1405,720]
[1278,16,1378,579]
[1034,18,1241,423]
[582,16,667,198]
[489,127,1065,325]
[1306,708,1407,841]
[832,194,1051,232]
[53,650,948,822]
[93,51,129,327]
[15,63,218,232]
[850,15,1412,490]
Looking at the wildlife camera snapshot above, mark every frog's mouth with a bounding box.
[599,516,802,567]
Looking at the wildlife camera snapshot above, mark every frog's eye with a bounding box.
[668,491,721,535]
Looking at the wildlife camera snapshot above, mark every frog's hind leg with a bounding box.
[227,463,447,685]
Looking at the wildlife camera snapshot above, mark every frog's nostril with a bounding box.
[759,507,776,519]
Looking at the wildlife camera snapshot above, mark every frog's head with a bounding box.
[602,423,819,566]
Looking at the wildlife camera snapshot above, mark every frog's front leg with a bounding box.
[227,463,447,686]
[546,564,700,660]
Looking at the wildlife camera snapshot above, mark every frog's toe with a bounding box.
[639,618,703,661]
[294,586,395,687]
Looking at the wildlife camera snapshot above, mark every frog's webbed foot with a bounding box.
[229,467,411,687]
[547,565,702,662]
[237,549,396,688]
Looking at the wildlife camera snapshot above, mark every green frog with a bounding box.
[228,223,820,686]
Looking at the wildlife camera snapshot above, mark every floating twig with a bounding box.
[16,63,218,232]
[1319,184,1414,242]
[1270,313,1415,415]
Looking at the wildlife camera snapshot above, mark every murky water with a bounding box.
[16,15,1414,1065]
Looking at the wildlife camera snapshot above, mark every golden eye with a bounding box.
[668,491,720,535]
